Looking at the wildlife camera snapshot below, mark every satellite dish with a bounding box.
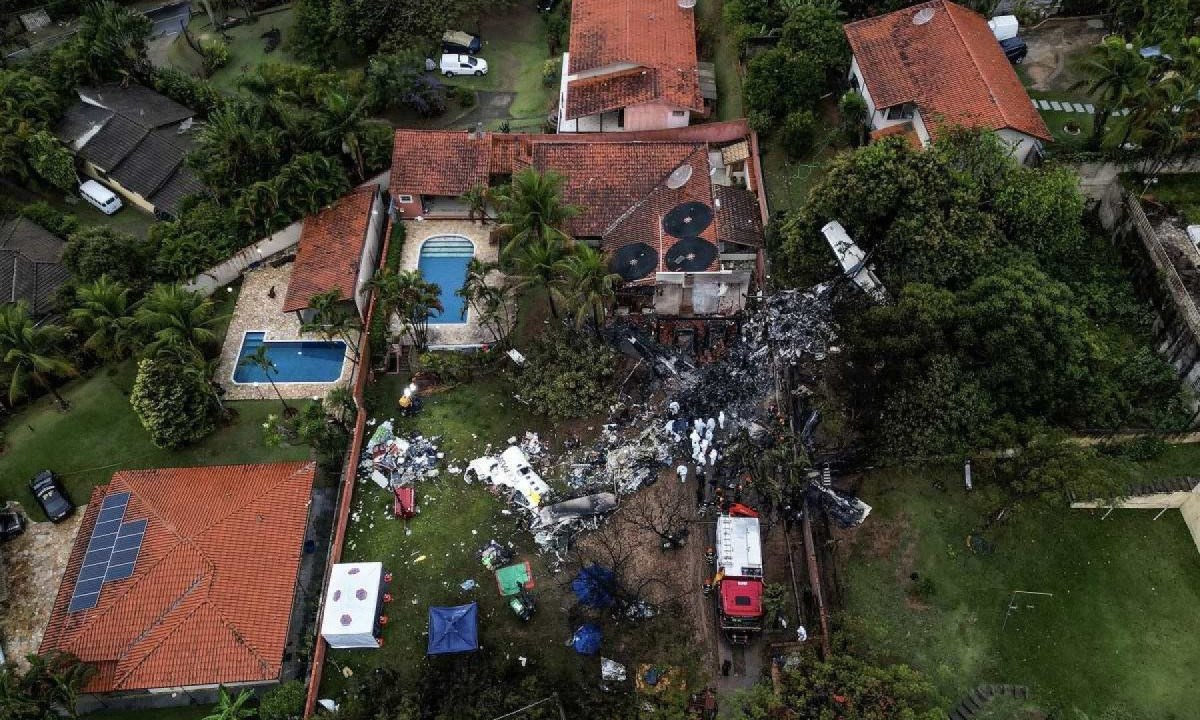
[912,7,935,25]
[678,0,696,8]
[666,163,693,189]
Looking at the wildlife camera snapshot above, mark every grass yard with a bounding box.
[2,183,156,240]
[760,138,837,215]
[697,0,744,121]
[838,450,1200,718]
[1140,173,1200,224]
[166,7,300,94]
[0,361,310,520]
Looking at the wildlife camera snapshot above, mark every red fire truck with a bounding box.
[714,514,764,644]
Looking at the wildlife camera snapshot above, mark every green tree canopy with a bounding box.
[130,357,218,449]
[62,226,158,288]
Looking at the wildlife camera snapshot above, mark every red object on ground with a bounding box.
[393,486,416,519]
[718,579,763,618]
[727,502,758,518]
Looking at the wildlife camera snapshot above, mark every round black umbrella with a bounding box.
[610,242,659,281]
[664,237,717,272]
[662,202,714,238]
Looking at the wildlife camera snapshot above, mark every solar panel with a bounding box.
[68,492,133,613]
[104,519,147,582]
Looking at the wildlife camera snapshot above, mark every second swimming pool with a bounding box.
[233,332,347,384]
[417,236,474,324]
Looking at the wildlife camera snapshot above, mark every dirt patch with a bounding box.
[1022,19,1106,92]
[0,504,82,669]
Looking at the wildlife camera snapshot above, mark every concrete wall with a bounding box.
[184,218,304,295]
[1072,490,1200,555]
[354,190,388,319]
[624,102,690,131]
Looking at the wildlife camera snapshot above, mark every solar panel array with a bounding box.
[67,492,148,613]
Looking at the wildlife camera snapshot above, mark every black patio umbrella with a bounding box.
[662,202,714,238]
[611,242,659,281]
[664,237,718,272]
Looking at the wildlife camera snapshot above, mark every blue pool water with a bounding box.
[418,236,474,324]
[233,332,347,383]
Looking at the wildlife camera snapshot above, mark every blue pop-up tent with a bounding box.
[427,602,479,655]
[570,564,616,609]
[571,623,602,655]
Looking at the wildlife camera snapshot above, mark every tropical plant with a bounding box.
[2,650,96,719]
[68,275,137,362]
[512,237,567,319]
[50,0,153,86]
[260,679,307,720]
[0,69,70,191]
[130,357,218,448]
[1071,36,1150,147]
[301,289,363,363]
[0,302,76,410]
[203,686,257,720]
[62,226,157,288]
[512,327,617,420]
[455,258,516,345]
[553,244,620,332]
[240,344,293,415]
[495,168,579,259]
[460,183,492,223]
[134,284,225,362]
[365,267,443,352]
[314,90,372,181]
[198,36,232,76]
[190,100,289,195]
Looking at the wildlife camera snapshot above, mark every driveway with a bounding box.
[1022,18,1106,92]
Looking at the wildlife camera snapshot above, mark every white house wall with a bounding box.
[354,188,387,319]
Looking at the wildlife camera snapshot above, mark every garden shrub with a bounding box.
[779,110,817,160]
[63,226,159,288]
[153,66,225,116]
[260,680,306,720]
[198,37,231,76]
[417,350,478,385]
[18,202,78,239]
[511,328,616,420]
[542,58,561,88]
[838,90,868,146]
[130,358,217,449]
[455,86,477,107]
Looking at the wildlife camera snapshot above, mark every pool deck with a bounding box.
[217,264,357,400]
[399,219,507,347]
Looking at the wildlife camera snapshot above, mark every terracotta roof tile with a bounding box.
[565,67,660,120]
[714,185,764,249]
[390,130,490,198]
[870,122,924,149]
[39,462,315,693]
[282,185,377,313]
[844,0,1050,141]
[568,0,702,113]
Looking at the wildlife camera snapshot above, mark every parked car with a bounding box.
[439,53,488,77]
[442,30,481,55]
[30,470,72,523]
[537,0,560,12]
[0,508,24,541]
[1000,36,1028,64]
[79,179,123,215]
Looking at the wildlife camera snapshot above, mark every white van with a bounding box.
[79,180,123,215]
[439,53,488,77]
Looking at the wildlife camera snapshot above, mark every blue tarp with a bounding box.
[427,602,479,655]
[570,564,616,608]
[571,623,602,655]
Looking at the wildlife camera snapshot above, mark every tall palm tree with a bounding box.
[495,168,580,259]
[553,244,621,332]
[135,284,226,362]
[314,90,371,181]
[16,650,95,719]
[0,302,76,411]
[202,686,255,720]
[183,355,230,419]
[69,275,136,362]
[455,258,515,343]
[301,289,362,363]
[240,345,292,415]
[191,101,287,194]
[460,183,493,223]
[1072,36,1150,148]
[364,267,443,351]
[512,237,567,319]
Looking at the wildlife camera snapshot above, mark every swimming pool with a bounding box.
[417,236,474,324]
[233,332,347,384]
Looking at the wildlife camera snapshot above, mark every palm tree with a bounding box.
[364,268,443,351]
[183,355,230,419]
[0,302,76,410]
[495,168,580,259]
[15,650,95,719]
[512,237,567,319]
[191,101,287,194]
[69,275,136,362]
[240,344,292,415]
[301,289,363,363]
[1071,36,1150,148]
[553,244,621,333]
[314,90,371,181]
[65,1,153,84]
[460,183,492,224]
[135,284,226,362]
[202,686,256,720]
[455,258,515,344]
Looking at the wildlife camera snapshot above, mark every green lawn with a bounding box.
[1140,173,1200,224]
[697,0,744,121]
[3,184,156,240]
[839,450,1200,718]
[167,7,300,94]
[0,361,310,520]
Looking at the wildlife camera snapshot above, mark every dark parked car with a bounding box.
[1000,36,1028,64]
[30,470,72,522]
[0,509,24,541]
[442,30,482,55]
[537,0,559,12]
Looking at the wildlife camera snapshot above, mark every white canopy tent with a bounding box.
[321,562,383,649]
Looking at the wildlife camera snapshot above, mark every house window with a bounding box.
[398,194,414,203]
[671,110,686,117]
[616,108,625,128]
[885,103,915,121]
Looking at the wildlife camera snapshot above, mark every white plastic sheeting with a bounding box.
[321,562,383,649]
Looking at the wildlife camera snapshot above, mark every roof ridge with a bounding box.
[941,2,1006,129]
[602,143,707,237]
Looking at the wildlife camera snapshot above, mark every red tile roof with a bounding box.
[283,185,377,313]
[564,67,660,120]
[40,462,316,693]
[390,130,490,198]
[844,0,1050,141]
[870,122,924,149]
[567,0,703,115]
